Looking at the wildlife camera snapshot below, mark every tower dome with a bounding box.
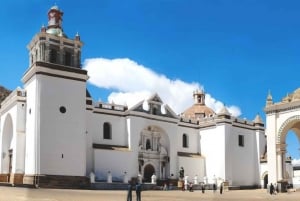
[46,5,67,37]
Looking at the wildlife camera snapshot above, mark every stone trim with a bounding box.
[36,72,86,82]
[177,152,202,158]
[93,143,129,151]
[277,115,300,143]
[35,62,86,74]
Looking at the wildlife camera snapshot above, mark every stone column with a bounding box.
[276,143,286,181]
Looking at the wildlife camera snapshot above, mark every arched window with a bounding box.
[103,122,112,140]
[182,134,188,148]
[146,139,151,150]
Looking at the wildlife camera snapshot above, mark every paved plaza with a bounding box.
[0,186,299,201]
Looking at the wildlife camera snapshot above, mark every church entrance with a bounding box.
[138,126,170,180]
[263,174,268,189]
[143,164,155,183]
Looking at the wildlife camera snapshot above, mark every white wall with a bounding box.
[178,156,205,183]
[200,124,225,182]
[24,77,39,175]
[228,126,260,186]
[94,149,136,181]
[38,75,86,176]
[177,126,199,153]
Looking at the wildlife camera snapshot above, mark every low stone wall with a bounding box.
[0,174,9,182]
[23,174,89,189]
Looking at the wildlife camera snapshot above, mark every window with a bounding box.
[152,107,157,115]
[59,106,66,114]
[238,135,244,147]
[146,139,151,150]
[50,49,57,63]
[182,134,188,148]
[64,51,72,66]
[103,122,112,140]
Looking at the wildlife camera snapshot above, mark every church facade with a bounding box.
[0,5,289,189]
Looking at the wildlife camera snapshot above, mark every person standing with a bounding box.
[201,184,205,193]
[127,181,132,201]
[270,183,274,195]
[136,182,142,201]
[220,183,223,194]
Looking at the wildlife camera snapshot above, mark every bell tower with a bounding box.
[27,5,82,68]
[22,5,89,187]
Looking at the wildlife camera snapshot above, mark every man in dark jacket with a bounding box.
[127,181,132,201]
[136,182,142,201]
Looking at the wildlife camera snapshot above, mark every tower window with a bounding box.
[50,49,57,63]
[183,134,188,148]
[103,122,112,140]
[64,52,72,66]
[238,135,244,147]
[146,139,151,150]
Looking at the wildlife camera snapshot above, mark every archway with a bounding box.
[1,114,13,181]
[143,164,155,183]
[263,174,268,189]
[276,117,300,183]
[265,89,300,188]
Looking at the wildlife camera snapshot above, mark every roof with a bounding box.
[182,104,215,119]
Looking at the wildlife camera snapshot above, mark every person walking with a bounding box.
[127,181,132,201]
[136,182,142,201]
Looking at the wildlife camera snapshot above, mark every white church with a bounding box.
[0,5,298,190]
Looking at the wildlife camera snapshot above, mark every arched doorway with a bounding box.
[143,164,155,183]
[263,174,268,189]
[1,114,13,182]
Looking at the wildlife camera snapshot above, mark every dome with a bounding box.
[182,90,215,120]
[50,5,60,11]
[46,28,67,37]
[182,104,215,119]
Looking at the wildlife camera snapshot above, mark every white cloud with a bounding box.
[292,158,300,166]
[83,58,242,117]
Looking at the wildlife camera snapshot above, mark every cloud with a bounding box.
[83,58,242,117]
[292,158,300,166]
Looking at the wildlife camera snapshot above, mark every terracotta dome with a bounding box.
[183,104,215,119]
[182,89,215,119]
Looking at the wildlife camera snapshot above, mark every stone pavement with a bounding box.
[0,186,299,201]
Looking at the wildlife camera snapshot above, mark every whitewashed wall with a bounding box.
[228,126,260,186]
[177,156,205,183]
[37,75,86,176]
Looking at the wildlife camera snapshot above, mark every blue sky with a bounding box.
[0,1,300,159]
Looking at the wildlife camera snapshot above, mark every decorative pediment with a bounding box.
[129,93,178,119]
